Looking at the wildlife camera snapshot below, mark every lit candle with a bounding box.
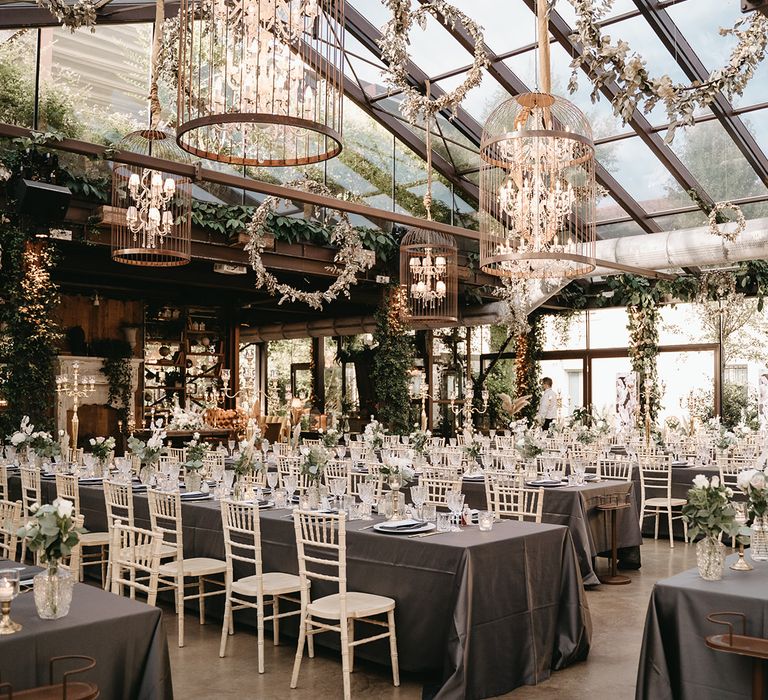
[0,579,13,602]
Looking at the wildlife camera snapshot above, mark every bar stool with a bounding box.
[597,493,631,585]
[706,612,768,700]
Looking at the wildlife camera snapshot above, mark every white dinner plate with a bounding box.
[462,474,485,481]
[373,520,435,535]
[180,492,212,501]
[527,479,566,487]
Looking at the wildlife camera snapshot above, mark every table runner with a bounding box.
[11,477,591,700]
[0,559,173,699]
[636,554,768,700]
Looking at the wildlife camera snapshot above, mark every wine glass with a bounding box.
[227,439,236,456]
[410,484,427,521]
[266,470,278,492]
[223,470,235,495]
[446,491,465,532]
[358,481,375,520]
[336,446,347,460]
[401,435,410,445]
[283,474,297,503]
[261,440,270,460]
[329,477,347,511]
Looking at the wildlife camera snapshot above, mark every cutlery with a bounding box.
[407,530,442,539]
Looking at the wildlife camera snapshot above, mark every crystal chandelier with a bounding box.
[111,130,192,267]
[400,228,457,323]
[177,0,345,167]
[479,1,595,280]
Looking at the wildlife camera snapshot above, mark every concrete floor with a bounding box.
[164,538,698,699]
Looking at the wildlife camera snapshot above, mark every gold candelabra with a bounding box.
[449,378,489,432]
[56,361,96,451]
[409,369,435,431]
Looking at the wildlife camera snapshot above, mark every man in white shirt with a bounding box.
[537,377,557,430]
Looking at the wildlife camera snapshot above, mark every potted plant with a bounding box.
[183,432,208,492]
[736,468,768,561]
[18,498,85,619]
[682,475,739,580]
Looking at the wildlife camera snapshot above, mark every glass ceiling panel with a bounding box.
[343,33,389,99]
[451,0,538,55]
[652,210,708,232]
[555,0,638,27]
[742,109,768,165]
[596,219,646,239]
[0,30,38,131]
[737,201,768,222]
[435,69,507,124]
[666,0,768,108]
[596,194,627,223]
[596,136,692,213]
[667,119,768,202]
[503,45,631,139]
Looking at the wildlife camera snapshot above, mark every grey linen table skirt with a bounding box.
[462,479,642,585]
[636,554,768,700]
[0,569,173,699]
[12,477,591,700]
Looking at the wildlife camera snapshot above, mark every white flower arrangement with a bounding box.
[8,415,34,448]
[380,455,415,484]
[363,418,386,450]
[168,403,205,431]
[737,468,768,520]
[683,475,738,540]
[127,422,167,467]
[89,436,116,461]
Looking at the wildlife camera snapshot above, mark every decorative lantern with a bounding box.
[111,129,192,267]
[176,0,345,167]
[400,228,458,324]
[479,0,596,280]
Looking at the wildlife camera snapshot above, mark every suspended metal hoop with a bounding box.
[176,0,345,167]
[400,228,458,324]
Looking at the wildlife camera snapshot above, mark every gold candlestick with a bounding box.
[56,361,96,451]
[0,599,21,635]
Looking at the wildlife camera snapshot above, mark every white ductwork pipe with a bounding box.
[241,217,768,342]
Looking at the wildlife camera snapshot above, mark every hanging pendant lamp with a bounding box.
[176,0,345,167]
[479,0,596,280]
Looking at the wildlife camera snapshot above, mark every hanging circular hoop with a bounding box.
[708,202,746,243]
[245,180,374,309]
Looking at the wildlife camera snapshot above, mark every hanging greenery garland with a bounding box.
[708,202,747,244]
[514,315,543,424]
[36,0,100,31]
[378,0,489,124]
[568,0,768,142]
[244,180,374,310]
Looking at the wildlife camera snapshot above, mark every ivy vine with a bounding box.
[90,338,133,431]
[514,314,543,424]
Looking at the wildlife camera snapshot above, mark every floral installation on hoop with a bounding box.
[682,475,739,540]
[567,0,768,143]
[378,0,489,124]
[708,202,747,244]
[184,432,209,472]
[89,436,115,462]
[737,468,768,521]
[300,445,330,485]
[36,0,100,32]
[18,498,86,570]
[245,180,374,310]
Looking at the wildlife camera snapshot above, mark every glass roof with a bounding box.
[1,0,768,240]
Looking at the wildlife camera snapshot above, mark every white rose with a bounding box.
[725,487,734,498]
[89,438,96,446]
[711,475,720,489]
[30,502,39,513]
[692,474,709,489]
[751,472,766,490]
[54,498,74,519]
[738,470,756,491]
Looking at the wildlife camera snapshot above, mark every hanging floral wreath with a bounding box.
[37,0,101,31]
[378,0,489,124]
[244,180,374,310]
[708,201,747,244]
[568,0,768,143]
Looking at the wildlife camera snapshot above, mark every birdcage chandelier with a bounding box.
[176,0,345,167]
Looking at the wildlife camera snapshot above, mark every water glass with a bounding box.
[422,504,437,522]
[223,470,235,494]
[358,482,375,520]
[329,477,347,509]
[227,439,236,456]
[266,471,278,491]
[436,513,452,532]
[270,488,286,508]
[478,510,494,532]
[283,475,297,503]
[446,491,465,532]
[410,484,427,520]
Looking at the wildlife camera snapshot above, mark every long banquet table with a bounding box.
[10,476,591,700]
[636,554,768,700]
[0,559,173,699]
[461,478,642,585]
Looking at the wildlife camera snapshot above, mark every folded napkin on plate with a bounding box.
[377,519,427,531]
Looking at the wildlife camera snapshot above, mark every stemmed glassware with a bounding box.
[446,491,465,532]
[335,446,347,460]
[329,477,347,511]
[283,474,297,504]
[261,440,270,462]
[223,470,235,496]
[410,484,427,521]
[227,439,236,456]
[266,470,278,493]
[358,481,375,520]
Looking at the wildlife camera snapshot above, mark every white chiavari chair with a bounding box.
[486,474,544,522]
[420,475,461,507]
[597,459,632,481]
[168,447,187,463]
[273,442,292,457]
[323,461,349,484]
[109,520,163,607]
[219,500,303,670]
[638,455,687,548]
[291,510,399,699]
[55,474,110,584]
[0,464,7,502]
[0,499,21,561]
[148,489,227,647]
[19,466,40,562]
[347,471,384,502]
[427,437,445,449]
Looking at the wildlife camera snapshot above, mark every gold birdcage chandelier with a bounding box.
[479,1,596,280]
[176,0,345,167]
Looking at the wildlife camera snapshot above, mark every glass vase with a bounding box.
[385,476,406,521]
[34,563,74,620]
[186,471,202,493]
[696,536,726,581]
[750,516,768,562]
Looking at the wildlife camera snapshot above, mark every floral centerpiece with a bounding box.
[300,445,330,486]
[682,475,739,580]
[321,428,341,449]
[183,432,209,492]
[28,431,61,462]
[379,455,414,521]
[462,432,483,465]
[409,428,431,456]
[127,423,166,482]
[575,427,597,445]
[515,431,544,461]
[737,468,768,561]
[363,418,386,451]
[89,436,115,472]
[715,427,737,453]
[7,415,34,451]
[168,402,205,431]
[18,498,85,619]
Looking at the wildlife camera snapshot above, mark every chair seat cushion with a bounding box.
[233,571,302,597]
[80,531,110,546]
[159,557,227,577]
[308,591,395,619]
[13,682,98,699]
[645,497,686,507]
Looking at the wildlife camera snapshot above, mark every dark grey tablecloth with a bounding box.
[12,477,591,700]
[462,479,642,585]
[0,559,173,699]
[636,554,768,700]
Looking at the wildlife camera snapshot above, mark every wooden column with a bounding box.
[312,336,325,413]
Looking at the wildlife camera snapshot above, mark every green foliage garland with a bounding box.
[370,286,414,434]
[515,315,543,424]
[0,228,61,435]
